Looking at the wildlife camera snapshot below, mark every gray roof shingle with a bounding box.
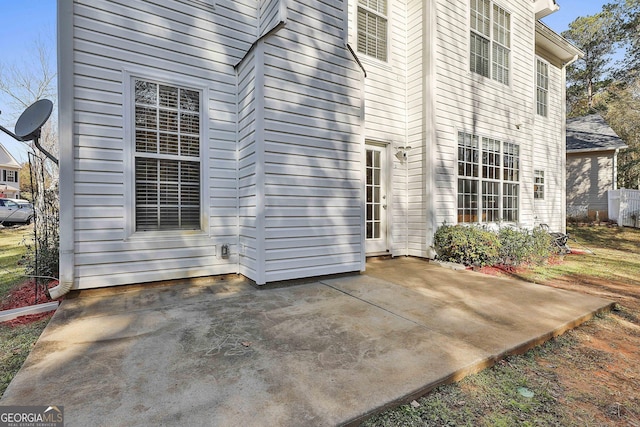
[566,114,628,152]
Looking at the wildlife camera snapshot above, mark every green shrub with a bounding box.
[433,224,500,267]
[498,226,554,266]
[433,224,555,268]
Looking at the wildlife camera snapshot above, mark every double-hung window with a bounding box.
[3,170,17,183]
[357,0,388,61]
[133,79,201,231]
[470,0,511,85]
[457,131,520,223]
[534,170,545,200]
[536,58,549,117]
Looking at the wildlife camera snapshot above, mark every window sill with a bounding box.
[126,229,209,242]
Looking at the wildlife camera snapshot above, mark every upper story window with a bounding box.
[357,0,388,61]
[2,170,17,183]
[536,58,549,117]
[133,79,201,231]
[457,131,520,223]
[470,0,511,85]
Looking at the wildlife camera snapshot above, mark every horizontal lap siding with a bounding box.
[237,49,258,280]
[71,0,256,288]
[532,59,565,230]
[434,0,537,227]
[262,1,364,282]
[406,0,426,257]
[348,0,409,256]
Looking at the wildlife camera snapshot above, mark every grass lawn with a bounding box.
[0,226,53,397]
[365,224,640,427]
[0,226,32,299]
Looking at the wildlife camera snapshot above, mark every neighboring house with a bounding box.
[56,0,580,293]
[0,142,21,198]
[566,114,628,221]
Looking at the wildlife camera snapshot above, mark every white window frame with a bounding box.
[536,58,549,117]
[469,0,511,85]
[123,69,209,239]
[4,170,17,183]
[534,169,545,200]
[357,0,389,62]
[457,131,520,224]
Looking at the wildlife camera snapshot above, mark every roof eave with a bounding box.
[535,21,584,65]
[533,0,560,20]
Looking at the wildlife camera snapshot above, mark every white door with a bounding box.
[365,144,388,254]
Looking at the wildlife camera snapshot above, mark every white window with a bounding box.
[357,0,388,61]
[133,79,201,231]
[457,131,520,223]
[470,0,510,85]
[536,58,549,117]
[534,170,545,200]
[3,170,17,183]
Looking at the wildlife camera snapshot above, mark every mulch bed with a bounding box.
[1,280,61,327]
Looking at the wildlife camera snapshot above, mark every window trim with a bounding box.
[457,130,520,224]
[535,57,550,117]
[356,0,389,62]
[534,169,545,200]
[123,68,210,239]
[469,0,511,85]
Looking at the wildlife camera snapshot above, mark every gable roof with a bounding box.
[566,114,628,153]
[0,142,21,169]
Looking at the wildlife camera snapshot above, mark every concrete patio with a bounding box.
[1,257,612,426]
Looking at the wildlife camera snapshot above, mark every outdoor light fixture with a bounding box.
[396,146,411,161]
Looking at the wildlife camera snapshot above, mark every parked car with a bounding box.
[0,198,34,225]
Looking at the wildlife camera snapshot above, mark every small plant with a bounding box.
[433,224,500,267]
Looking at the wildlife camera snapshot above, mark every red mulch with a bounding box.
[1,280,61,327]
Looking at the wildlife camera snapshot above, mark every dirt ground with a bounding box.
[534,273,640,425]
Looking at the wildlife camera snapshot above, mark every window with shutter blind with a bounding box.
[470,0,510,85]
[357,0,388,61]
[133,79,201,231]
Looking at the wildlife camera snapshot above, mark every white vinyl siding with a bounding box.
[66,0,256,288]
[357,0,388,61]
[469,0,510,84]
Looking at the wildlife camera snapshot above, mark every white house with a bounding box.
[0,143,21,198]
[55,0,581,296]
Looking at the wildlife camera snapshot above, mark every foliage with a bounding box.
[562,9,621,116]
[433,224,500,267]
[433,225,555,268]
[498,226,554,266]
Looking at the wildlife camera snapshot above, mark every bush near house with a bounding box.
[433,224,555,267]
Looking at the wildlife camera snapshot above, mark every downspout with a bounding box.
[49,0,75,299]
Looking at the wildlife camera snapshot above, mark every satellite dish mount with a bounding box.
[0,99,58,165]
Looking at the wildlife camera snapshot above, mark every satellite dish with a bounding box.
[14,99,53,141]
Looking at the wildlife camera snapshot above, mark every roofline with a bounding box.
[0,143,22,168]
[535,21,584,65]
[567,145,629,154]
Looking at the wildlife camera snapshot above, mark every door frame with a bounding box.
[364,140,391,256]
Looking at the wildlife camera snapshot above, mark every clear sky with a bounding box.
[0,0,613,163]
